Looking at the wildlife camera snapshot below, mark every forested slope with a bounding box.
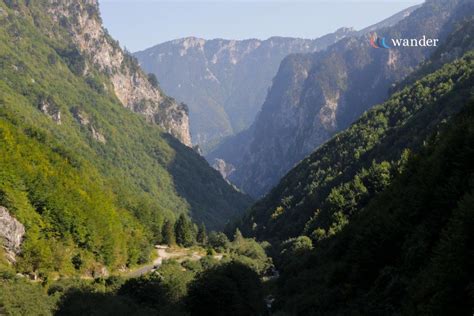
[0,0,251,276]
[274,92,474,316]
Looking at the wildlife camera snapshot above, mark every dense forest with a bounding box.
[273,96,474,315]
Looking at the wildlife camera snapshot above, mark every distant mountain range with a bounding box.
[134,5,418,152]
[134,29,353,151]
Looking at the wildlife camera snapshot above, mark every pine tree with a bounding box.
[162,220,176,246]
[175,214,194,247]
[233,228,244,244]
[197,223,208,245]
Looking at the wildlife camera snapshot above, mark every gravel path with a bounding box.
[126,245,203,278]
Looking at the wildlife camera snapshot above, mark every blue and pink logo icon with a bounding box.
[370,35,391,49]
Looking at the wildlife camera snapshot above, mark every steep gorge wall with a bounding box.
[47,0,192,145]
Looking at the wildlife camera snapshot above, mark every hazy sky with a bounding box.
[99,0,424,52]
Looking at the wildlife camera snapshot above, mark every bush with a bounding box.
[186,262,265,316]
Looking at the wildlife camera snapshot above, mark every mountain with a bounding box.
[209,0,474,198]
[276,84,474,315]
[135,5,420,153]
[0,0,251,275]
[48,0,192,146]
[234,15,474,243]
[231,16,474,314]
[134,29,354,151]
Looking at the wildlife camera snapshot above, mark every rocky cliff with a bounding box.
[47,0,191,146]
[135,5,419,152]
[210,0,473,197]
[0,207,25,263]
[135,29,355,151]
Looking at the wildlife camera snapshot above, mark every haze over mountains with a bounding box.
[135,30,354,151]
[134,5,418,152]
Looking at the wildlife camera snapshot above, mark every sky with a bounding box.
[99,0,424,52]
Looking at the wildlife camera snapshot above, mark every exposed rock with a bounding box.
[135,30,356,152]
[38,98,61,124]
[212,158,235,180]
[135,5,420,153]
[71,107,90,126]
[91,126,106,143]
[70,107,106,143]
[47,0,191,146]
[91,265,109,278]
[0,206,25,263]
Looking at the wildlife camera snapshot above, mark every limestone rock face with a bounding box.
[46,0,192,146]
[212,158,236,180]
[0,206,25,262]
[38,98,61,124]
[135,28,355,151]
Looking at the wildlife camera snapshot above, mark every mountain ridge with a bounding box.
[48,0,192,146]
[0,0,251,275]
[134,27,357,151]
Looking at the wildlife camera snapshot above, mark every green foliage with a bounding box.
[117,261,193,315]
[175,214,196,247]
[161,220,176,246]
[196,223,208,244]
[147,73,159,88]
[274,100,474,315]
[0,276,57,316]
[85,74,104,93]
[208,231,230,251]
[186,262,265,316]
[55,44,86,76]
[229,230,272,275]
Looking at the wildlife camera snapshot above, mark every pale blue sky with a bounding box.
[99,0,424,52]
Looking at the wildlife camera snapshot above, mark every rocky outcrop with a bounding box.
[0,206,25,263]
[46,0,192,146]
[209,0,473,197]
[38,97,61,124]
[71,107,106,143]
[212,158,235,180]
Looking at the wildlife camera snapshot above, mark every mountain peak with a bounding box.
[47,0,192,146]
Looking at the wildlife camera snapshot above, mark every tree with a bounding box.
[162,220,175,246]
[233,228,244,244]
[208,232,230,251]
[147,73,159,88]
[196,223,207,245]
[174,214,194,247]
[186,262,265,316]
